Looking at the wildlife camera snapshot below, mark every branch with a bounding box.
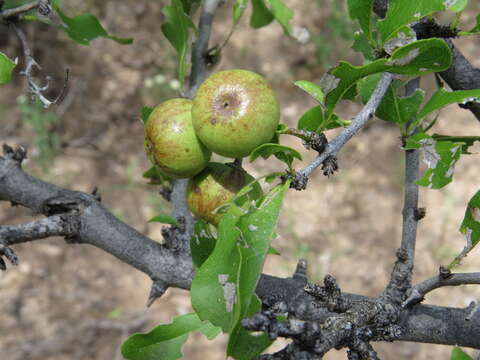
[165,0,222,253]
[0,1,38,19]
[0,145,195,293]
[187,0,222,97]
[10,23,68,108]
[382,78,421,302]
[403,273,480,308]
[373,0,480,121]
[293,72,393,186]
[1,145,480,348]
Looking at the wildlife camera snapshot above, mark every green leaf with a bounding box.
[143,166,174,185]
[459,191,480,248]
[297,105,324,132]
[323,38,451,121]
[250,0,274,28]
[191,213,242,331]
[161,0,196,86]
[250,143,302,168]
[121,313,220,360]
[294,80,324,103]
[191,182,289,335]
[268,0,293,34]
[377,0,445,43]
[0,52,16,85]
[149,215,178,226]
[405,133,463,189]
[191,220,217,268]
[227,296,272,359]
[460,14,480,35]
[447,0,469,13]
[417,87,480,120]
[358,75,425,124]
[451,346,473,360]
[347,0,374,40]
[141,106,154,125]
[431,134,480,154]
[233,0,249,23]
[53,5,133,45]
[352,30,376,60]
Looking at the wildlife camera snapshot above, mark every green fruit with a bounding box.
[144,98,211,178]
[187,162,262,226]
[192,69,280,158]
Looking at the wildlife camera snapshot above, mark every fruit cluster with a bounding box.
[144,69,280,224]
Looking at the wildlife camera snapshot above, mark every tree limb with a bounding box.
[403,273,480,308]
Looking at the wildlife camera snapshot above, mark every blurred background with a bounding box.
[1,0,480,359]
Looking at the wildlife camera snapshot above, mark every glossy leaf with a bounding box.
[250,0,274,28]
[431,134,480,154]
[143,166,174,185]
[149,215,178,226]
[233,0,249,23]
[451,347,473,360]
[347,0,374,39]
[447,0,469,13]
[141,106,154,125]
[358,74,425,124]
[352,30,376,60]
[191,182,289,336]
[226,182,290,357]
[53,5,133,45]
[268,0,293,34]
[161,0,196,86]
[121,313,220,360]
[297,105,324,131]
[405,133,463,189]
[377,0,445,43]
[294,80,325,103]
[323,38,451,121]
[417,88,480,120]
[0,52,16,85]
[250,143,302,168]
[191,220,217,268]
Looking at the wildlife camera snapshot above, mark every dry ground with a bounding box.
[1,1,480,359]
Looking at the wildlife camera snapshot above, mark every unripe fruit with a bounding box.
[192,69,280,158]
[187,162,262,226]
[144,98,211,178]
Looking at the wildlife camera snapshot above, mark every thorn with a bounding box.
[293,259,308,283]
[147,280,167,307]
[1,245,19,265]
[91,187,102,202]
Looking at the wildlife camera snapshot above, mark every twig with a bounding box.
[0,1,38,19]
[187,0,222,97]
[403,273,480,307]
[296,72,394,179]
[10,23,67,108]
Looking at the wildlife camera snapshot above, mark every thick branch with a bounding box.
[297,72,393,179]
[404,273,480,307]
[0,147,194,290]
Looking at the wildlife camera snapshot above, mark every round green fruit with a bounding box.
[187,162,262,226]
[192,69,280,158]
[144,98,211,178]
